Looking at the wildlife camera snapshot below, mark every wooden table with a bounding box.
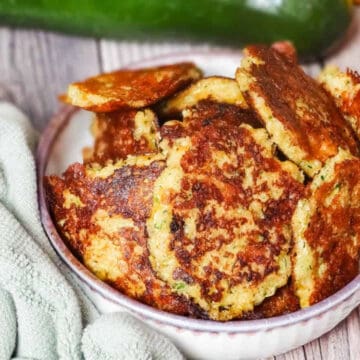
[0,8,359,360]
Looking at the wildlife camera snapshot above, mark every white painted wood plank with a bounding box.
[303,339,323,360]
[99,39,237,72]
[99,39,322,85]
[319,321,350,360]
[276,346,306,360]
[0,28,101,130]
[346,308,360,360]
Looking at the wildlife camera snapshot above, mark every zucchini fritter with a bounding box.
[160,76,247,117]
[63,62,202,112]
[45,155,204,317]
[292,149,360,307]
[147,118,304,321]
[182,100,261,131]
[319,65,360,141]
[84,108,160,164]
[236,45,359,177]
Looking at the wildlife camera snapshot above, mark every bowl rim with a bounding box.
[37,50,360,334]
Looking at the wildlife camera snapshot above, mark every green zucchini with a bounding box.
[0,0,353,58]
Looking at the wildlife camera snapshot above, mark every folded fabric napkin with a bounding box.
[0,102,183,360]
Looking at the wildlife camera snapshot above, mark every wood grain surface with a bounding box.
[0,7,359,360]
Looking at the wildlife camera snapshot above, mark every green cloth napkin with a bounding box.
[0,102,184,360]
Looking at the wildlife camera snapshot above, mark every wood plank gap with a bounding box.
[302,346,308,360]
[96,39,104,73]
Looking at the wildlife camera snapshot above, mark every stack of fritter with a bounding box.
[45,44,360,321]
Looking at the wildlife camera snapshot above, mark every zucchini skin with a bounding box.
[0,0,352,58]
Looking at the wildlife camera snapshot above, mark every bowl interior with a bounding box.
[37,51,360,333]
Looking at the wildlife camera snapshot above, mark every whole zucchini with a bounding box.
[0,0,353,58]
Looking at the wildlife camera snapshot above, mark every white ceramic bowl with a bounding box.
[37,51,360,360]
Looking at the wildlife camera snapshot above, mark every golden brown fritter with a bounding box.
[84,108,160,164]
[182,100,261,131]
[242,283,300,319]
[160,76,247,117]
[63,63,202,112]
[45,156,205,317]
[292,149,360,307]
[236,45,359,177]
[319,65,360,141]
[147,117,304,321]
[158,99,261,148]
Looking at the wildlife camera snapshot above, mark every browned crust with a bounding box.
[270,41,298,64]
[302,159,360,305]
[243,45,359,163]
[242,283,300,319]
[84,110,159,165]
[183,100,261,131]
[340,69,360,140]
[161,118,304,311]
[160,100,261,144]
[63,62,202,112]
[44,162,206,317]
